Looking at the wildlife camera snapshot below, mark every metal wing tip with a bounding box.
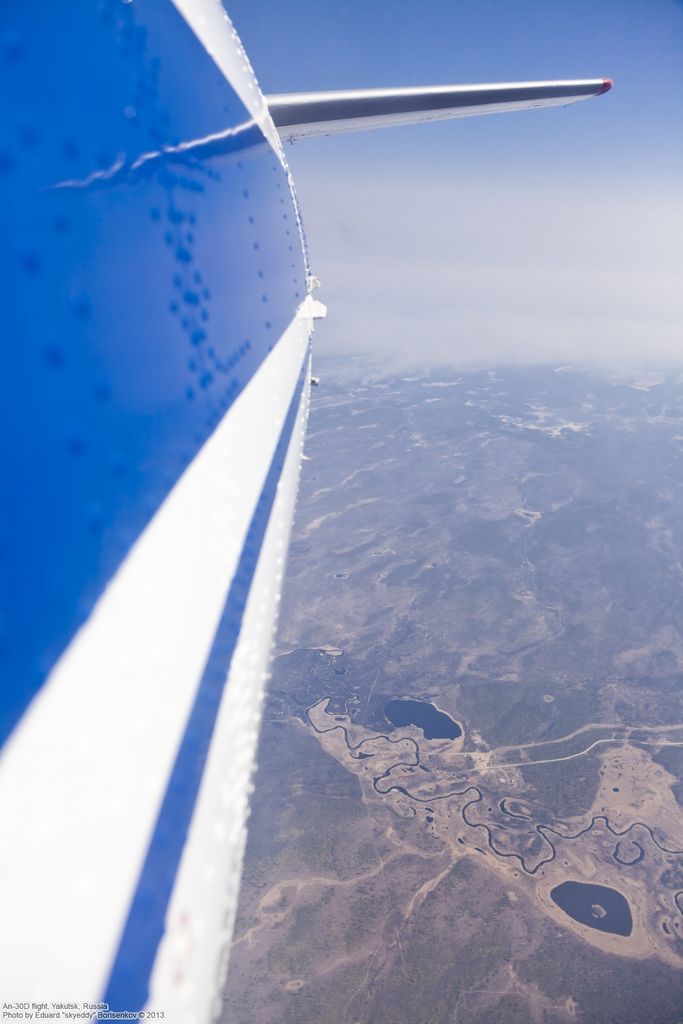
[597,78,613,95]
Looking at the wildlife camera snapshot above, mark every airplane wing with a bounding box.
[268,79,612,141]
[0,0,611,1019]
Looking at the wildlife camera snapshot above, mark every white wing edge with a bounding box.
[267,79,613,141]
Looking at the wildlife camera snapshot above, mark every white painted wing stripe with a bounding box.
[169,0,285,162]
[0,306,312,1002]
[102,347,310,1011]
[149,353,311,1024]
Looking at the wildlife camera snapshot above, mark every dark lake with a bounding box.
[550,881,632,936]
[384,698,461,740]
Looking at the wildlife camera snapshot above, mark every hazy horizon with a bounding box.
[293,169,683,375]
[230,0,683,375]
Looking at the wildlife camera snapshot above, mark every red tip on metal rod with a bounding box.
[596,78,613,95]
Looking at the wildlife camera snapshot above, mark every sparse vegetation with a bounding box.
[222,366,683,1024]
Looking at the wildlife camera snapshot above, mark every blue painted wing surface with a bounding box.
[0,1,303,740]
[0,1,309,1016]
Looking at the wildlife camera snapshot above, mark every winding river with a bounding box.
[305,696,683,916]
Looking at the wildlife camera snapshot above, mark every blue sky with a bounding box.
[229,0,683,371]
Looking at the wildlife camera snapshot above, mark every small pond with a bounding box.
[384,698,461,740]
[550,880,632,936]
